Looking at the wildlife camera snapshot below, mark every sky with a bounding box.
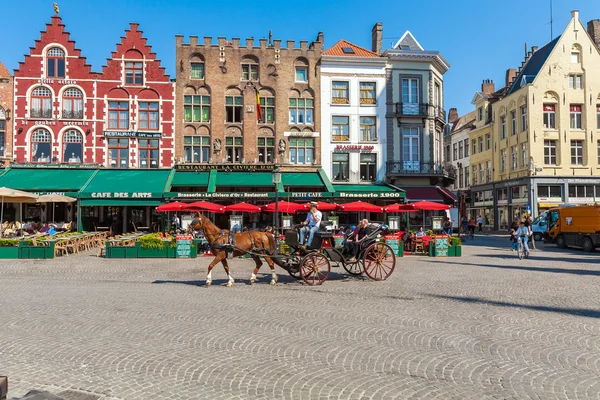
[2,0,600,116]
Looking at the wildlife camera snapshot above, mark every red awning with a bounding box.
[337,201,384,213]
[411,200,451,211]
[156,201,191,212]
[262,201,308,214]
[402,186,453,203]
[225,202,262,213]
[302,201,338,212]
[437,186,457,203]
[385,203,415,213]
[187,201,226,213]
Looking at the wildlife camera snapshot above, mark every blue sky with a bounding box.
[2,0,600,115]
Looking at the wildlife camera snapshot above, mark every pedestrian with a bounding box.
[461,216,468,236]
[172,214,181,232]
[444,218,452,235]
[527,216,536,249]
[477,215,483,232]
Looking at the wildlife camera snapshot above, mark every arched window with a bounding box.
[31,87,53,118]
[31,129,52,163]
[47,47,65,78]
[241,57,259,81]
[62,88,83,119]
[63,130,83,163]
[0,107,5,157]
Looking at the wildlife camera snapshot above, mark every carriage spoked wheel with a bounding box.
[342,258,363,276]
[300,252,331,285]
[362,242,396,281]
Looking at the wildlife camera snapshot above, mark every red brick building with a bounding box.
[13,14,174,167]
[0,62,13,165]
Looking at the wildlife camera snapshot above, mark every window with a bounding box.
[241,63,258,81]
[471,139,476,155]
[0,116,4,157]
[510,110,516,135]
[457,167,462,188]
[570,105,582,129]
[108,138,129,168]
[31,129,52,163]
[501,115,506,139]
[511,146,517,170]
[464,139,469,157]
[402,126,420,170]
[332,153,349,181]
[520,143,527,168]
[402,78,419,104]
[332,81,349,104]
[108,101,129,129]
[63,130,83,163]
[444,145,450,162]
[500,149,506,172]
[289,98,313,125]
[571,140,583,165]
[138,102,159,130]
[184,95,210,122]
[571,52,580,63]
[472,165,477,185]
[257,137,274,163]
[520,105,527,131]
[332,116,349,141]
[47,48,65,78]
[598,140,600,165]
[225,96,243,123]
[569,75,583,89]
[359,117,377,141]
[258,96,275,124]
[295,66,307,82]
[485,134,491,150]
[360,82,376,105]
[191,63,205,79]
[31,87,52,118]
[434,82,441,106]
[464,166,469,188]
[184,136,210,163]
[538,185,562,198]
[225,137,243,163]
[543,104,556,129]
[138,139,159,168]
[289,138,314,165]
[568,185,594,198]
[479,163,484,185]
[597,105,600,129]
[478,107,483,121]
[478,137,483,153]
[125,61,143,85]
[486,160,492,183]
[458,141,463,159]
[544,140,557,165]
[62,88,83,119]
[360,154,377,182]
[497,188,508,201]
[452,143,457,161]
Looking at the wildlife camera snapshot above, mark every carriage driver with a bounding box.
[299,201,322,247]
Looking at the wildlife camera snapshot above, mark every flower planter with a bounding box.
[135,242,169,258]
[105,243,137,258]
[19,245,54,259]
[447,245,456,257]
[0,246,20,259]
[454,245,462,257]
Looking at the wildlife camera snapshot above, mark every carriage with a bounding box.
[271,222,397,285]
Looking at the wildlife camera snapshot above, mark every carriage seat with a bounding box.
[285,230,299,248]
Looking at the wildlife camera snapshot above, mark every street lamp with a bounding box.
[272,166,281,235]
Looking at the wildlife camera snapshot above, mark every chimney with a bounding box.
[371,22,383,54]
[532,46,539,53]
[481,79,495,94]
[448,108,459,125]
[505,68,517,87]
[571,10,579,20]
[588,19,600,49]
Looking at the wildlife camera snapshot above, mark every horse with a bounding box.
[190,212,278,286]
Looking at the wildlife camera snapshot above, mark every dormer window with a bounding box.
[125,61,143,85]
[47,48,65,78]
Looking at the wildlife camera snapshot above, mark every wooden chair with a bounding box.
[66,239,79,255]
[55,240,69,257]
[414,237,424,254]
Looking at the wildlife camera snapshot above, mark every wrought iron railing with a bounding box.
[62,110,84,119]
[395,102,427,117]
[30,109,52,118]
[386,161,456,178]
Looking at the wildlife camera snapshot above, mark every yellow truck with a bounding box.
[546,205,600,251]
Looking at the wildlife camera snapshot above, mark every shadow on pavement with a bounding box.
[474,252,600,264]
[428,294,600,319]
[449,259,600,276]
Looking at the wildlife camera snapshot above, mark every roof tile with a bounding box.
[323,40,380,57]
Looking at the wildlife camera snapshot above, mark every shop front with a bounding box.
[471,189,494,228]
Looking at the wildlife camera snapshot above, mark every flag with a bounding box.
[256,91,262,121]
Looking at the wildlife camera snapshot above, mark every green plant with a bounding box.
[449,236,462,246]
[0,239,21,247]
[139,233,167,250]
[425,230,434,236]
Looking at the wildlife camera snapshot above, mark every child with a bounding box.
[510,229,518,251]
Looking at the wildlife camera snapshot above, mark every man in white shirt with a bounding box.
[515,220,531,257]
[299,202,322,247]
[477,215,483,232]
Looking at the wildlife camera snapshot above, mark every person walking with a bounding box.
[477,215,483,232]
[527,216,536,249]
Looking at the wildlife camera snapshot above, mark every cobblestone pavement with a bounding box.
[1,236,599,400]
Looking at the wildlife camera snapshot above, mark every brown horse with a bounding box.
[191,212,278,286]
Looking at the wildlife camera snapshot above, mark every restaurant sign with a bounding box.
[168,191,401,199]
[104,131,162,138]
[89,192,156,198]
[175,164,275,172]
[334,145,375,152]
[337,191,402,198]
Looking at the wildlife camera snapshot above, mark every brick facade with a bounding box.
[174,34,323,171]
[0,62,13,165]
[13,14,174,168]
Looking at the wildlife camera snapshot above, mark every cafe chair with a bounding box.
[414,237,425,254]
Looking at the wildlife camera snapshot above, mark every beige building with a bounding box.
[469,10,600,229]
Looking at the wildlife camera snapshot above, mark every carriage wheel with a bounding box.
[342,259,363,276]
[300,252,330,285]
[363,243,396,281]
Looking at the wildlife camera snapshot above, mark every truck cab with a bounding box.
[531,212,548,242]
[546,205,600,251]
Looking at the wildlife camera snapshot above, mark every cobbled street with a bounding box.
[1,235,599,400]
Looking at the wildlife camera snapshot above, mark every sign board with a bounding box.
[230,215,243,233]
[432,216,443,231]
[181,214,193,231]
[435,237,449,257]
[388,216,400,231]
[88,192,155,199]
[282,216,292,229]
[176,235,194,258]
[175,164,275,172]
[283,131,320,137]
[526,205,531,211]
[386,238,401,256]
[104,131,162,138]
[334,145,375,152]
[328,216,339,230]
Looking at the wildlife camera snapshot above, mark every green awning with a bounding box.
[79,169,171,203]
[79,199,162,207]
[282,172,325,187]
[0,168,96,192]
[333,183,405,199]
[215,172,274,187]
[333,184,397,193]
[170,171,210,187]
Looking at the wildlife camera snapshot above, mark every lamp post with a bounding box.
[272,167,281,235]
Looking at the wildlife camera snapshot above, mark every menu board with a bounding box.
[176,235,193,258]
[435,237,449,257]
[385,237,401,256]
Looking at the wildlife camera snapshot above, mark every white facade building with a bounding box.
[444,109,475,191]
[321,40,387,184]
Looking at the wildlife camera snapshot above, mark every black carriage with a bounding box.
[271,222,396,285]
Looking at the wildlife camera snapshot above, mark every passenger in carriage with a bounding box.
[347,219,369,262]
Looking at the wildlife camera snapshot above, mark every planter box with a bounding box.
[135,243,168,258]
[105,244,137,259]
[19,245,54,259]
[447,245,456,257]
[0,246,20,259]
[454,245,462,257]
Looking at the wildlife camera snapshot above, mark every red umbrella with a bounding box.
[262,201,308,214]
[225,202,261,213]
[187,201,225,213]
[337,201,384,213]
[385,203,415,213]
[411,200,451,211]
[156,201,190,212]
[301,201,338,212]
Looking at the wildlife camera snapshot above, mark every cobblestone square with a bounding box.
[1,236,599,399]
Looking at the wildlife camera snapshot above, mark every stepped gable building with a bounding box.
[174,33,323,170]
[0,62,13,165]
[13,13,174,167]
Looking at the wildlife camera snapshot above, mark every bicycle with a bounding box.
[517,235,529,260]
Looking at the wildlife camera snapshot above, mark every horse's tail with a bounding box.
[267,232,277,255]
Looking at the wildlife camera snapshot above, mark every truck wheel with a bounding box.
[534,232,543,242]
[556,235,567,249]
[582,237,594,252]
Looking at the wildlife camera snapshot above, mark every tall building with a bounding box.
[443,107,476,193]
[321,33,387,185]
[0,62,12,165]
[12,13,174,167]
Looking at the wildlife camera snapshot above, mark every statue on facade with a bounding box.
[53,2,59,14]
[278,139,286,154]
[213,138,222,154]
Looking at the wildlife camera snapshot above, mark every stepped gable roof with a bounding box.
[507,36,561,95]
[323,39,380,57]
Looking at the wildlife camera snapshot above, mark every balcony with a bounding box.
[30,109,52,118]
[62,110,84,119]
[386,161,456,185]
[395,102,427,118]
